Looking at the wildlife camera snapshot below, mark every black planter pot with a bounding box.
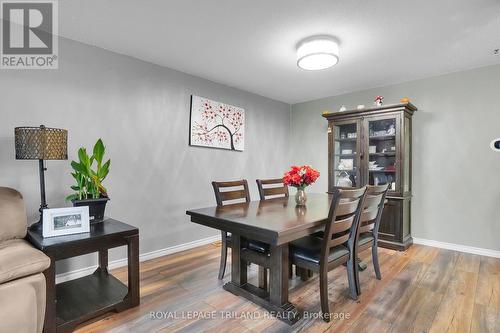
[72,196,109,223]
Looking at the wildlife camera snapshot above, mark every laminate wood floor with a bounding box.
[76,243,500,333]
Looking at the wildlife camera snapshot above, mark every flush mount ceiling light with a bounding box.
[297,36,339,71]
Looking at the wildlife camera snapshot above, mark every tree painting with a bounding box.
[190,95,245,151]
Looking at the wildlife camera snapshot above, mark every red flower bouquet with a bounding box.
[283,165,320,189]
[283,165,320,205]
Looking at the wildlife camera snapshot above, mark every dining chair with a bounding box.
[212,180,250,279]
[256,178,289,200]
[289,187,367,322]
[354,184,389,294]
[212,180,269,281]
[254,178,290,285]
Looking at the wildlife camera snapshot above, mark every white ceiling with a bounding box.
[59,0,500,104]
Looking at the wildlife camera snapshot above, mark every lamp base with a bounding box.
[29,212,44,233]
[29,221,42,232]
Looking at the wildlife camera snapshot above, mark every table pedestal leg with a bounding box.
[230,234,247,285]
[269,244,288,305]
[223,239,300,325]
[258,266,267,290]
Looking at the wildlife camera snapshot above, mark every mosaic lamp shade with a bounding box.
[15,125,68,160]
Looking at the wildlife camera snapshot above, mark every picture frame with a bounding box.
[42,206,90,238]
[189,95,245,151]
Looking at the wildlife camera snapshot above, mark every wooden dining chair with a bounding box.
[289,187,367,322]
[212,180,251,279]
[253,178,289,286]
[354,184,389,294]
[256,178,289,200]
[212,180,269,282]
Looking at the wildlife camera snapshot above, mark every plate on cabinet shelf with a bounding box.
[338,158,353,168]
[370,152,395,156]
[369,135,396,140]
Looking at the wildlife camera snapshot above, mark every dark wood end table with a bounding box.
[27,218,140,333]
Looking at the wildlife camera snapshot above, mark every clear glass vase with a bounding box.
[295,188,307,206]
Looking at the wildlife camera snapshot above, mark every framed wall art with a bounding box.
[189,95,245,151]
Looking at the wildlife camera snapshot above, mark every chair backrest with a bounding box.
[256,178,289,200]
[358,184,389,235]
[0,187,28,242]
[321,187,367,263]
[212,180,251,206]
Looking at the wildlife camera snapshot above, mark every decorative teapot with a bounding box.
[336,171,353,187]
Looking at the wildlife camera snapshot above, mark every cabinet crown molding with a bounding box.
[322,102,417,119]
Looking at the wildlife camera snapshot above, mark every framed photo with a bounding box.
[189,95,245,151]
[42,206,90,238]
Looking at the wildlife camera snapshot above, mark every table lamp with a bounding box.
[15,125,68,230]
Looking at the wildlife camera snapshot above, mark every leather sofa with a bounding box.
[0,187,51,333]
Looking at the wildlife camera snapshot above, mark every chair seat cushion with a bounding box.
[247,240,270,253]
[359,232,374,246]
[226,233,269,254]
[290,236,349,265]
[0,239,50,284]
[311,231,324,238]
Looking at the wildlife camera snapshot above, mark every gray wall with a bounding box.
[1,37,497,276]
[0,38,291,273]
[292,64,500,251]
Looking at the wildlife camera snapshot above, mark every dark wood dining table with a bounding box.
[186,193,333,325]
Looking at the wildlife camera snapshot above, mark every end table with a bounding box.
[27,218,140,333]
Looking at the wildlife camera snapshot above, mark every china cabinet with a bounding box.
[323,103,417,250]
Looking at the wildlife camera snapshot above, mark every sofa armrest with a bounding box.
[0,239,50,285]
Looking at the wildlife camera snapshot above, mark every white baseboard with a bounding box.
[56,234,221,284]
[413,237,500,258]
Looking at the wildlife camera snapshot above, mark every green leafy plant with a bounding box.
[66,139,110,201]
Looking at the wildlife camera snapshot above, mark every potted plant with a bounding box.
[283,165,320,206]
[66,139,110,222]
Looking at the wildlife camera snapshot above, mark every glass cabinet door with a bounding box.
[332,120,361,187]
[364,115,400,193]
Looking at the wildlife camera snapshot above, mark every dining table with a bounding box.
[186,193,334,325]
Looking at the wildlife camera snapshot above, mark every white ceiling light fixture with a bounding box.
[297,36,339,71]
